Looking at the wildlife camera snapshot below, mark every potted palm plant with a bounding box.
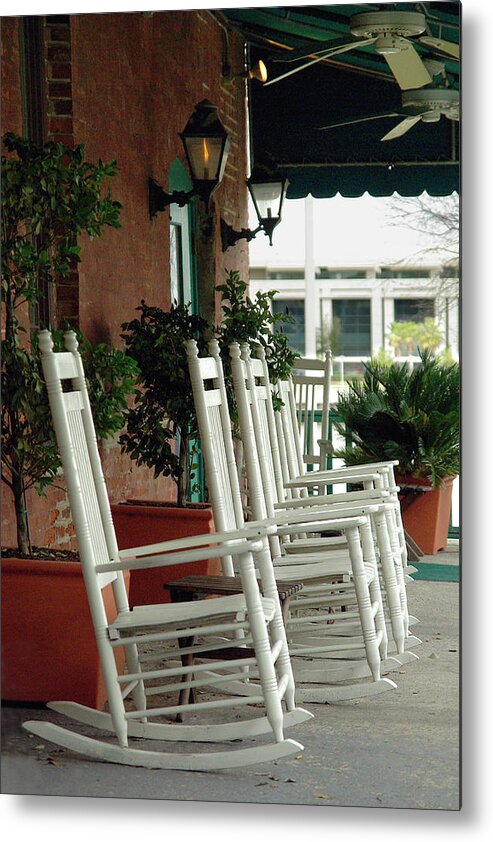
[334,351,459,554]
[113,270,297,604]
[1,133,137,707]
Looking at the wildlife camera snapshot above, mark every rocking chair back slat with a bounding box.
[40,331,120,595]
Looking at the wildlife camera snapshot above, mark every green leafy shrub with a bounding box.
[120,302,209,507]
[216,270,298,415]
[119,272,300,506]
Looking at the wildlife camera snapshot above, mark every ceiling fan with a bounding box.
[317,80,459,142]
[264,9,459,92]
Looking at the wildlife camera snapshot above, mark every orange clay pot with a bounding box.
[110,502,220,607]
[1,558,129,708]
[396,476,455,555]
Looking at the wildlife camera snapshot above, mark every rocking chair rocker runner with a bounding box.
[23,330,308,770]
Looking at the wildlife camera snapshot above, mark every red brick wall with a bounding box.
[71,10,249,342]
[1,10,251,552]
[1,18,23,135]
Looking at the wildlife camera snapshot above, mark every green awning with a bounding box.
[222,4,460,197]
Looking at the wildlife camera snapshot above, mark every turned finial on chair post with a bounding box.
[38,329,54,355]
[64,330,79,353]
[185,338,199,360]
[208,338,221,360]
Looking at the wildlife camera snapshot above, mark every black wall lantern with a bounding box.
[149,99,231,220]
[221,159,289,251]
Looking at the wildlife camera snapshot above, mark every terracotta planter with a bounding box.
[110,501,220,607]
[397,476,455,555]
[1,558,129,708]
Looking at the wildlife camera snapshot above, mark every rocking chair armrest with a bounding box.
[117,522,275,561]
[309,462,398,479]
[261,504,382,532]
[274,489,389,510]
[275,514,370,536]
[284,471,384,489]
[96,535,266,574]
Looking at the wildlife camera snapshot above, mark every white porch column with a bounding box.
[304,194,317,357]
[371,285,384,354]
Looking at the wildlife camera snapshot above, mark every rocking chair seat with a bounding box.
[110,593,276,632]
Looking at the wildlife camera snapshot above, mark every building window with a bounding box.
[316,268,367,279]
[394,298,435,322]
[272,298,305,354]
[267,270,305,280]
[332,299,371,356]
[380,268,431,278]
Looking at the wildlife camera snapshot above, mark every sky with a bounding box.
[248,193,452,269]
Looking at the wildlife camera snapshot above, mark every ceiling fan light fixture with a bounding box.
[421,111,441,124]
[374,35,406,56]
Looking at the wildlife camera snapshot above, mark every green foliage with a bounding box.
[372,347,394,367]
[1,332,60,498]
[216,270,298,413]
[334,351,460,487]
[120,301,209,507]
[387,318,443,356]
[317,316,341,358]
[215,270,298,377]
[2,132,121,318]
[1,133,124,554]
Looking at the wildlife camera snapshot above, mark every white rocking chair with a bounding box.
[184,339,399,702]
[22,330,306,770]
[240,345,420,665]
[291,352,333,482]
[278,360,417,581]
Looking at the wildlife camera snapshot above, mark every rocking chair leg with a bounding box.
[176,634,196,721]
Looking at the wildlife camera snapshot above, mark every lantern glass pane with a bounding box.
[251,181,282,219]
[184,136,223,181]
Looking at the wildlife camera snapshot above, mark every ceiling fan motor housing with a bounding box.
[349,11,427,40]
[402,87,459,117]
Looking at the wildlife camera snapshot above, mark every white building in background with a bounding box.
[248,195,459,371]
[249,260,459,363]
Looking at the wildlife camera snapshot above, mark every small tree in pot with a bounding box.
[1,133,138,706]
[1,132,137,556]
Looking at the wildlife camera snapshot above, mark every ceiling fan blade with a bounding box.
[318,112,404,130]
[418,36,460,60]
[264,38,376,86]
[276,36,365,63]
[381,115,422,141]
[383,42,432,90]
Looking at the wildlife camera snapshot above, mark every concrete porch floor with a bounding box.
[1,544,460,813]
